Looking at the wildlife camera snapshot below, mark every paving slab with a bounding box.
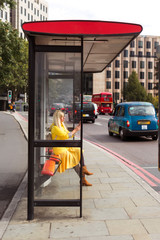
[2,222,50,240]
[106,219,148,235]
[50,220,109,238]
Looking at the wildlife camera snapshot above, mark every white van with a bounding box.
[93,103,99,118]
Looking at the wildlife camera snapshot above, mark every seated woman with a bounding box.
[50,110,93,186]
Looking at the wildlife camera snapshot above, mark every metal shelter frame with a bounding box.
[22,20,142,220]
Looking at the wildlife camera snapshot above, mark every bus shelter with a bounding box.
[22,20,142,220]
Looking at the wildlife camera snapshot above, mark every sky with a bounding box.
[47,0,160,36]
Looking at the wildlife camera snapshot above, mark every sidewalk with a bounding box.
[1,111,160,240]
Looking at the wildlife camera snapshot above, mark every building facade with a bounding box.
[0,3,10,22]
[0,0,48,38]
[93,35,160,103]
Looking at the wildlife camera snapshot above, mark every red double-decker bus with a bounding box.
[92,92,113,114]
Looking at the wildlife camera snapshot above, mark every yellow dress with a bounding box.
[51,124,81,173]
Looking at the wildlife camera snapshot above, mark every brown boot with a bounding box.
[82,176,92,186]
[82,166,93,176]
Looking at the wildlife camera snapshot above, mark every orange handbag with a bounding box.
[41,155,61,176]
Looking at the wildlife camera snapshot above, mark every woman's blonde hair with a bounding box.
[52,110,67,129]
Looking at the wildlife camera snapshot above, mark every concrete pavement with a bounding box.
[1,111,160,239]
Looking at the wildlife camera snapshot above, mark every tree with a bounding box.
[0,0,15,9]
[0,21,28,100]
[125,71,148,101]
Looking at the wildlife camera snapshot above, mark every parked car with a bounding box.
[68,102,96,123]
[49,103,65,116]
[108,102,158,141]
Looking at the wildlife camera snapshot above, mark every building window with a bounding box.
[130,41,135,48]
[40,14,42,20]
[154,41,159,49]
[141,82,144,87]
[28,1,30,8]
[5,11,7,20]
[21,6,23,14]
[148,61,152,69]
[140,61,145,68]
[138,40,143,48]
[114,92,119,101]
[106,70,111,78]
[115,60,119,68]
[148,83,152,90]
[115,71,120,78]
[28,13,30,20]
[148,72,152,79]
[124,50,128,57]
[123,60,128,68]
[115,82,119,89]
[107,63,111,67]
[130,51,134,57]
[40,3,42,10]
[24,8,26,16]
[31,3,33,10]
[46,7,47,13]
[37,10,39,16]
[146,41,151,49]
[34,8,36,14]
[31,15,33,21]
[140,72,144,79]
[132,61,136,68]
[146,52,151,57]
[123,71,128,79]
[106,81,111,89]
[138,51,143,56]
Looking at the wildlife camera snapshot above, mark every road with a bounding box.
[0,112,27,219]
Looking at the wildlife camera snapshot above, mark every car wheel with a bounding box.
[119,128,126,141]
[91,119,95,123]
[152,135,158,140]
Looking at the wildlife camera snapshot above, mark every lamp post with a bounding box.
[156,45,160,170]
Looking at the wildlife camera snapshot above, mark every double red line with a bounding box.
[86,139,160,187]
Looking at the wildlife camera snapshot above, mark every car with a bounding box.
[93,103,99,118]
[108,102,158,141]
[49,103,65,116]
[68,102,96,123]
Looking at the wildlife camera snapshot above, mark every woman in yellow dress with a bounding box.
[50,110,93,186]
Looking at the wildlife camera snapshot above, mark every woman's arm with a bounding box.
[71,122,81,136]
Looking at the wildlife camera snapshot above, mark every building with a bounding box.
[93,35,160,103]
[0,3,10,22]
[0,0,48,38]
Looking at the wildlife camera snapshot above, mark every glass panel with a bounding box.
[34,52,81,140]
[34,50,81,200]
[34,147,80,200]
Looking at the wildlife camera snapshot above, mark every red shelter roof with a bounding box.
[22,20,142,72]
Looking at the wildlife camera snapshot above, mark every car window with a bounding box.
[115,106,121,116]
[119,106,125,116]
[128,105,155,116]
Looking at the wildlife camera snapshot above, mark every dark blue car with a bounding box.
[108,102,158,141]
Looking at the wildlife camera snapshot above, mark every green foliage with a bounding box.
[152,95,159,112]
[0,0,16,8]
[125,71,148,102]
[0,21,28,100]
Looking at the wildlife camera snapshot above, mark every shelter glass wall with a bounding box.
[34,51,82,200]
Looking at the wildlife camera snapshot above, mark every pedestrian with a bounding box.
[12,102,16,112]
[50,110,93,186]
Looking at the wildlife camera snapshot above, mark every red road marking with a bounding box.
[86,139,158,187]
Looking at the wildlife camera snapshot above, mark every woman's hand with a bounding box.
[71,121,81,135]
[75,122,81,131]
